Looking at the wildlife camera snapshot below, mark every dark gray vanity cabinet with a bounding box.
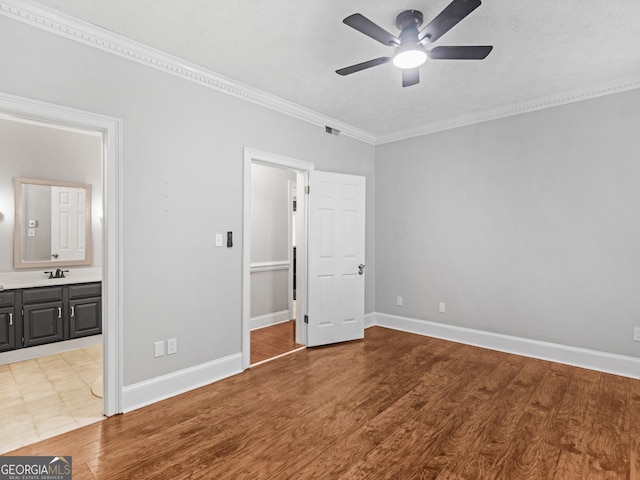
[0,282,102,352]
[68,283,102,338]
[0,291,16,352]
[22,286,64,347]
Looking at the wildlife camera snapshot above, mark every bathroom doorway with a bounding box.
[0,93,122,452]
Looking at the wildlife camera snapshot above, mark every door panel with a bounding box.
[307,171,365,347]
[70,297,102,338]
[51,186,86,261]
[23,302,64,347]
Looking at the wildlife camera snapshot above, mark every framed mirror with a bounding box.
[14,177,92,269]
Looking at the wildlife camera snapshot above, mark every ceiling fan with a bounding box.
[336,0,493,87]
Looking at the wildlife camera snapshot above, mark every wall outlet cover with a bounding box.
[633,327,640,342]
[167,338,177,355]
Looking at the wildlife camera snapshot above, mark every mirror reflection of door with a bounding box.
[50,186,87,261]
[14,177,92,268]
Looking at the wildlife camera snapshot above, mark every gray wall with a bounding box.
[250,163,295,319]
[0,117,102,272]
[0,16,375,385]
[376,88,640,358]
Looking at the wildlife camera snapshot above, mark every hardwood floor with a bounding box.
[8,327,640,479]
[250,320,303,365]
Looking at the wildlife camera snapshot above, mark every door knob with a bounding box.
[358,264,365,275]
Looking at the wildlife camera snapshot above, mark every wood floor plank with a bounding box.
[580,373,630,478]
[7,327,640,479]
[504,369,573,478]
[546,374,597,479]
[250,320,302,365]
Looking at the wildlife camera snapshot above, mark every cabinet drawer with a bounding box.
[68,283,101,299]
[22,287,63,304]
[0,291,15,307]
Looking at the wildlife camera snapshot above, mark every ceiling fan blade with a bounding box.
[336,57,392,76]
[428,45,493,59]
[343,14,400,46]
[419,0,482,44]
[402,68,420,87]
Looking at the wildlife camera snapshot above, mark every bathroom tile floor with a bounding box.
[0,345,104,454]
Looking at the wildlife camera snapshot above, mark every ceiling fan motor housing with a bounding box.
[395,10,423,30]
[396,10,423,46]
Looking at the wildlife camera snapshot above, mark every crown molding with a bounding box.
[0,0,376,145]
[375,75,640,145]
[2,0,639,147]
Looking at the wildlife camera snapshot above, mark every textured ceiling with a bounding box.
[26,0,640,138]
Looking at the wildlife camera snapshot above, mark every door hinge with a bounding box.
[305,185,310,194]
[304,315,309,324]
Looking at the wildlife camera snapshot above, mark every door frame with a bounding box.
[287,180,296,323]
[0,92,123,415]
[242,148,313,370]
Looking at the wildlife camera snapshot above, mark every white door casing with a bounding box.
[0,92,123,416]
[307,171,366,347]
[242,148,312,369]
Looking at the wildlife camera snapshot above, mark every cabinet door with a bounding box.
[0,306,16,352]
[23,302,64,347]
[69,297,102,338]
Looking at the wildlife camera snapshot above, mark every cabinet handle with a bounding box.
[8,313,12,326]
[58,307,62,319]
[71,306,75,317]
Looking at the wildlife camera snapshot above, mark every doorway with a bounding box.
[0,93,122,452]
[248,164,302,365]
[242,149,313,370]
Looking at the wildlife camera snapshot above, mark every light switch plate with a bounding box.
[215,233,223,247]
[154,341,165,358]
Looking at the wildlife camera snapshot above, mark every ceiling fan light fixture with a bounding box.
[393,48,427,69]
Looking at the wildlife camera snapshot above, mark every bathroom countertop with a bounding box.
[0,267,102,290]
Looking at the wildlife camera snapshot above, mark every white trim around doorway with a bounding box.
[242,148,314,370]
[0,92,124,416]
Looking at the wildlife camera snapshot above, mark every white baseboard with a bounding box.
[250,310,291,330]
[373,312,640,380]
[364,312,376,329]
[0,335,102,365]
[122,353,243,412]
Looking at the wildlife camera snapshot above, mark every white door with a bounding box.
[51,186,86,261]
[307,171,366,347]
